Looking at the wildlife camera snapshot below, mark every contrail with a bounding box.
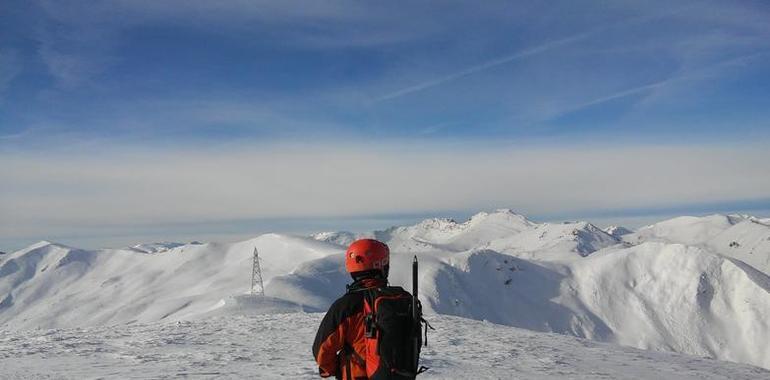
[374,6,696,103]
[374,31,594,102]
[554,52,764,117]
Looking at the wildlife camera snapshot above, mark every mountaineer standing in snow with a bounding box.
[312,239,425,380]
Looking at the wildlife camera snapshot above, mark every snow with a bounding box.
[371,209,534,252]
[627,214,745,246]
[269,241,770,368]
[485,221,620,260]
[570,243,770,365]
[129,242,189,254]
[3,210,770,376]
[626,214,770,275]
[604,225,633,238]
[0,234,341,329]
[1,313,767,380]
[310,231,357,247]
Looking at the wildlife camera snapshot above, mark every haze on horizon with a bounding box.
[1,0,769,251]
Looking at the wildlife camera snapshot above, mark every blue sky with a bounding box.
[1,1,769,250]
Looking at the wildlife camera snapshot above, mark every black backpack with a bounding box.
[343,256,431,380]
[360,286,425,380]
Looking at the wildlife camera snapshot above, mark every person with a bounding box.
[312,238,412,380]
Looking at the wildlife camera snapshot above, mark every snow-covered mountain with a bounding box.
[129,241,190,254]
[628,214,747,245]
[604,225,634,238]
[627,214,770,275]
[310,231,357,247]
[3,210,770,372]
[371,209,535,252]
[0,235,340,329]
[310,209,616,259]
[270,241,770,368]
[485,221,620,260]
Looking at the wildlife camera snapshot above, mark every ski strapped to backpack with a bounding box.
[347,255,432,379]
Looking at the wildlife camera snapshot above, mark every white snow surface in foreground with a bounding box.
[3,209,770,373]
[1,313,767,380]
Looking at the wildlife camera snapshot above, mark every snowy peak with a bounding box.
[130,242,188,254]
[466,208,532,225]
[29,240,55,249]
[628,214,743,245]
[14,240,57,254]
[570,222,621,254]
[309,210,615,258]
[5,240,75,262]
[604,225,633,238]
[0,242,95,308]
[486,221,620,260]
[310,231,357,247]
[372,209,535,252]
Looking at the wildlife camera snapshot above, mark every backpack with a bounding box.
[359,286,426,380]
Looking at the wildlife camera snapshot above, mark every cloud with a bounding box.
[2,142,769,244]
[33,0,442,51]
[25,0,446,90]
[0,49,22,99]
[37,46,105,88]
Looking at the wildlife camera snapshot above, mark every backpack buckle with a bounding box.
[364,313,376,338]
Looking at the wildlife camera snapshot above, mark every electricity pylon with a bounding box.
[251,247,265,296]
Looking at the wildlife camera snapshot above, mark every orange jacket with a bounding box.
[312,278,385,379]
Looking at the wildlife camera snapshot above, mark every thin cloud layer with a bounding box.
[3,143,769,245]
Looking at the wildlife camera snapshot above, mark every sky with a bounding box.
[1,1,769,251]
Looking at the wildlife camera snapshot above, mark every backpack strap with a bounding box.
[421,317,434,346]
[340,343,365,380]
[363,288,378,339]
[344,352,352,380]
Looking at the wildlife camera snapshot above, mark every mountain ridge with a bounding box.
[4,210,770,369]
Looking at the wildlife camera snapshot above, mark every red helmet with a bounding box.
[345,239,390,274]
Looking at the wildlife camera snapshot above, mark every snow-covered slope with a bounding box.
[0,234,341,329]
[707,219,770,274]
[1,313,767,380]
[627,214,770,275]
[4,210,770,371]
[627,215,745,245]
[268,241,770,368]
[570,243,770,366]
